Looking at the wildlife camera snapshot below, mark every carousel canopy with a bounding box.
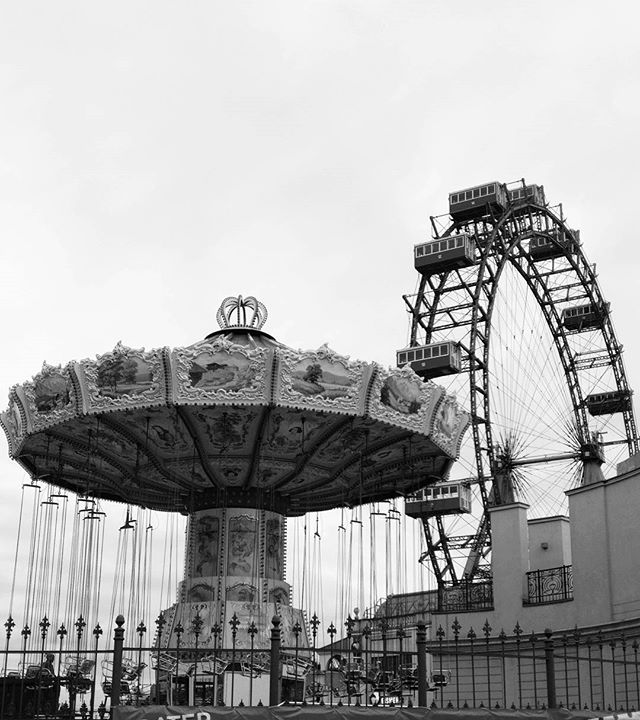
[1,296,468,515]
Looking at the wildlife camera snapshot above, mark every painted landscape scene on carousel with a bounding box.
[380,374,424,415]
[290,358,355,399]
[95,355,154,398]
[33,369,72,411]
[189,350,257,392]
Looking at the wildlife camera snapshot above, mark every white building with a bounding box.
[346,456,640,710]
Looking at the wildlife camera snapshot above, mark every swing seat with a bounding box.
[152,652,176,672]
[24,666,55,690]
[193,655,227,676]
[64,656,93,678]
[102,680,131,696]
[79,659,95,676]
[240,660,266,678]
[122,662,146,681]
[282,656,312,680]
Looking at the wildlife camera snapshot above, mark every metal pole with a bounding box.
[269,616,281,706]
[155,612,167,706]
[417,622,428,708]
[110,615,125,709]
[91,624,103,720]
[1,616,15,720]
[544,629,557,709]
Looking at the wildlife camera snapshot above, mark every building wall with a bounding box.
[567,466,640,622]
[434,463,640,633]
[424,503,577,639]
[372,460,640,643]
[528,516,571,570]
[338,462,640,710]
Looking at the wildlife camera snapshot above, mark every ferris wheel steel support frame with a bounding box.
[405,196,638,588]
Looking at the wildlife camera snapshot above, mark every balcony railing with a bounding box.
[526,564,573,604]
[370,580,495,621]
[436,579,494,613]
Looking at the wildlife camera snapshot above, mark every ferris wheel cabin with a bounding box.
[405,482,472,518]
[414,234,476,275]
[585,390,633,416]
[528,228,580,261]
[561,302,610,331]
[449,182,508,221]
[508,184,546,207]
[396,341,462,379]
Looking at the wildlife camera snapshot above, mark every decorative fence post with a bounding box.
[155,612,166,705]
[91,624,103,720]
[35,616,50,718]
[293,621,302,704]
[397,627,406,705]
[248,621,258,707]
[110,615,125,709]
[269,616,281,706]
[416,622,428,708]
[327,623,336,707]
[380,617,389,706]
[136,622,146,705]
[364,625,373,706]
[544,629,557,709]
[18,624,31,720]
[310,614,320,705]
[229,613,239,708]
[56,624,67,678]
[192,611,203,705]
[211,622,220,706]
[69,616,86,718]
[1,615,15,719]
[485,621,493,709]
[173,621,184,706]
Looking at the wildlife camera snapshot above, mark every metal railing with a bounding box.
[373,580,494,619]
[430,618,640,712]
[526,565,573,604]
[1,610,639,716]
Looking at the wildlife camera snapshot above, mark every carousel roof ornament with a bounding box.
[216,295,268,331]
[0,296,469,515]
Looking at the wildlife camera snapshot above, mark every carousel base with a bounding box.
[158,600,309,664]
[157,669,273,708]
[153,664,422,710]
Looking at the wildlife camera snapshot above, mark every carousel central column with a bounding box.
[158,492,305,706]
[182,501,289,607]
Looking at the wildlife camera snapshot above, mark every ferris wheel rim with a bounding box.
[407,193,638,585]
[473,204,636,465]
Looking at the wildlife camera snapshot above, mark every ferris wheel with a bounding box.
[399,180,638,589]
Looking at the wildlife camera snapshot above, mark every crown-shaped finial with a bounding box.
[216,295,268,330]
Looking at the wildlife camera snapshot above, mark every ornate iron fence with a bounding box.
[429,618,640,712]
[0,610,639,717]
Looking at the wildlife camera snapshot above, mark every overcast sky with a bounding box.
[1,1,639,625]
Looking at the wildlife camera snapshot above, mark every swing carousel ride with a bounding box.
[0,294,468,704]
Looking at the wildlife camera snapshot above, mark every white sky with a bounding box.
[1,1,639,628]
